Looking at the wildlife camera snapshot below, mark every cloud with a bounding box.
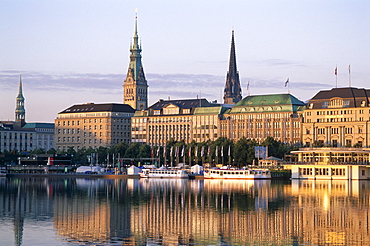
[241,58,307,67]
[0,70,330,107]
[245,77,331,89]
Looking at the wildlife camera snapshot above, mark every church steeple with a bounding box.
[15,72,26,124]
[123,11,148,110]
[223,30,242,104]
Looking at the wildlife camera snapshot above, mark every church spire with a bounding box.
[123,10,148,110]
[15,72,26,124]
[223,30,242,104]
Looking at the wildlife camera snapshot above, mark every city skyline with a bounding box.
[1,1,370,122]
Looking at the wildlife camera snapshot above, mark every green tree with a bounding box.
[74,147,87,164]
[46,148,57,155]
[115,142,129,157]
[66,147,76,157]
[96,146,108,164]
[233,137,249,168]
[124,142,140,158]
[138,144,151,158]
[30,148,46,155]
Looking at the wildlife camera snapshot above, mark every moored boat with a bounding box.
[139,167,189,178]
[204,168,271,179]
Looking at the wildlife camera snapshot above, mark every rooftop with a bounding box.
[59,103,135,114]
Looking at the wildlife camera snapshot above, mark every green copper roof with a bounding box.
[230,94,306,113]
[129,14,143,81]
[193,106,230,115]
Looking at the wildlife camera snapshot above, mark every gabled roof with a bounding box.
[59,103,135,114]
[310,87,370,100]
[308,87,370,109]
[149,99,213,110]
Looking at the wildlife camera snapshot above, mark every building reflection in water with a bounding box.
[1,177,370,245]
[291,180,370,245]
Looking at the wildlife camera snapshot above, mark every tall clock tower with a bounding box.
[123,13,148,110]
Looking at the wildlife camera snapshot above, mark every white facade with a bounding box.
[0,123,54,152]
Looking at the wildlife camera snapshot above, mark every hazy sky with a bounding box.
[1,0,370,122]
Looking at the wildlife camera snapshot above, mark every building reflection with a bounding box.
[1,178,370,245]
[290,179,370,245]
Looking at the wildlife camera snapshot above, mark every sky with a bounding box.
[1,0,370,122]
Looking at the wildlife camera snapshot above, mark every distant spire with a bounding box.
[228,30,237,77]
[132,9,140,50]
[223,30,242,104]
[15,72,26,123]
[129,10,142,80]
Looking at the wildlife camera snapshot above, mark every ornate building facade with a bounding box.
[131,99,227,146]
[123,14,148,110]
[55,103,134,151]
[302,87,370,147]
[223,30,242,105]
[221,94,305,144]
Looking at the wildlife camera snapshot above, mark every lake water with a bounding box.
[0,177,370,245]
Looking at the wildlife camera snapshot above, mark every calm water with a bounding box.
[0,177,370,246]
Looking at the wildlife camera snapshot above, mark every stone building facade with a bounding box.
[302,87,370,147]
[131,99,227,146]
[221,94,305,144]
[55,103,134,151]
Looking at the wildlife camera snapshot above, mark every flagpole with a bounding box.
[335,65,338,88]
[285,78,289,94]
[247,81,250,96]
[348,64,351,87]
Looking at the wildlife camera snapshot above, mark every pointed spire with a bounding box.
[132,8,140,50]
[17,72,24,100]
[223,30,242,104]
[15,72,26,123]
[228,30,238,77]
[123,10,148,110]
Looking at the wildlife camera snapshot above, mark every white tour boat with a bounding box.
[204,168,271,179]
[139,167,190,179]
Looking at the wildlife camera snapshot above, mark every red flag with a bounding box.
[335,67,337,75]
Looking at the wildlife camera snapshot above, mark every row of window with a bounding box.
[230,113,296,120]
[307,127,361,135]
[0,133,33,139]
[57,118,130,127]
[315,118,355,123]
[300,168,346,176]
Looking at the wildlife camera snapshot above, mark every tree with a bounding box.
[233,138,249,168]
[115,142,129,157]
[96,146,108,164]
[138,144,151,158]
[46,148,57,155]
[30,148,46,155]
[124,142,140,158]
